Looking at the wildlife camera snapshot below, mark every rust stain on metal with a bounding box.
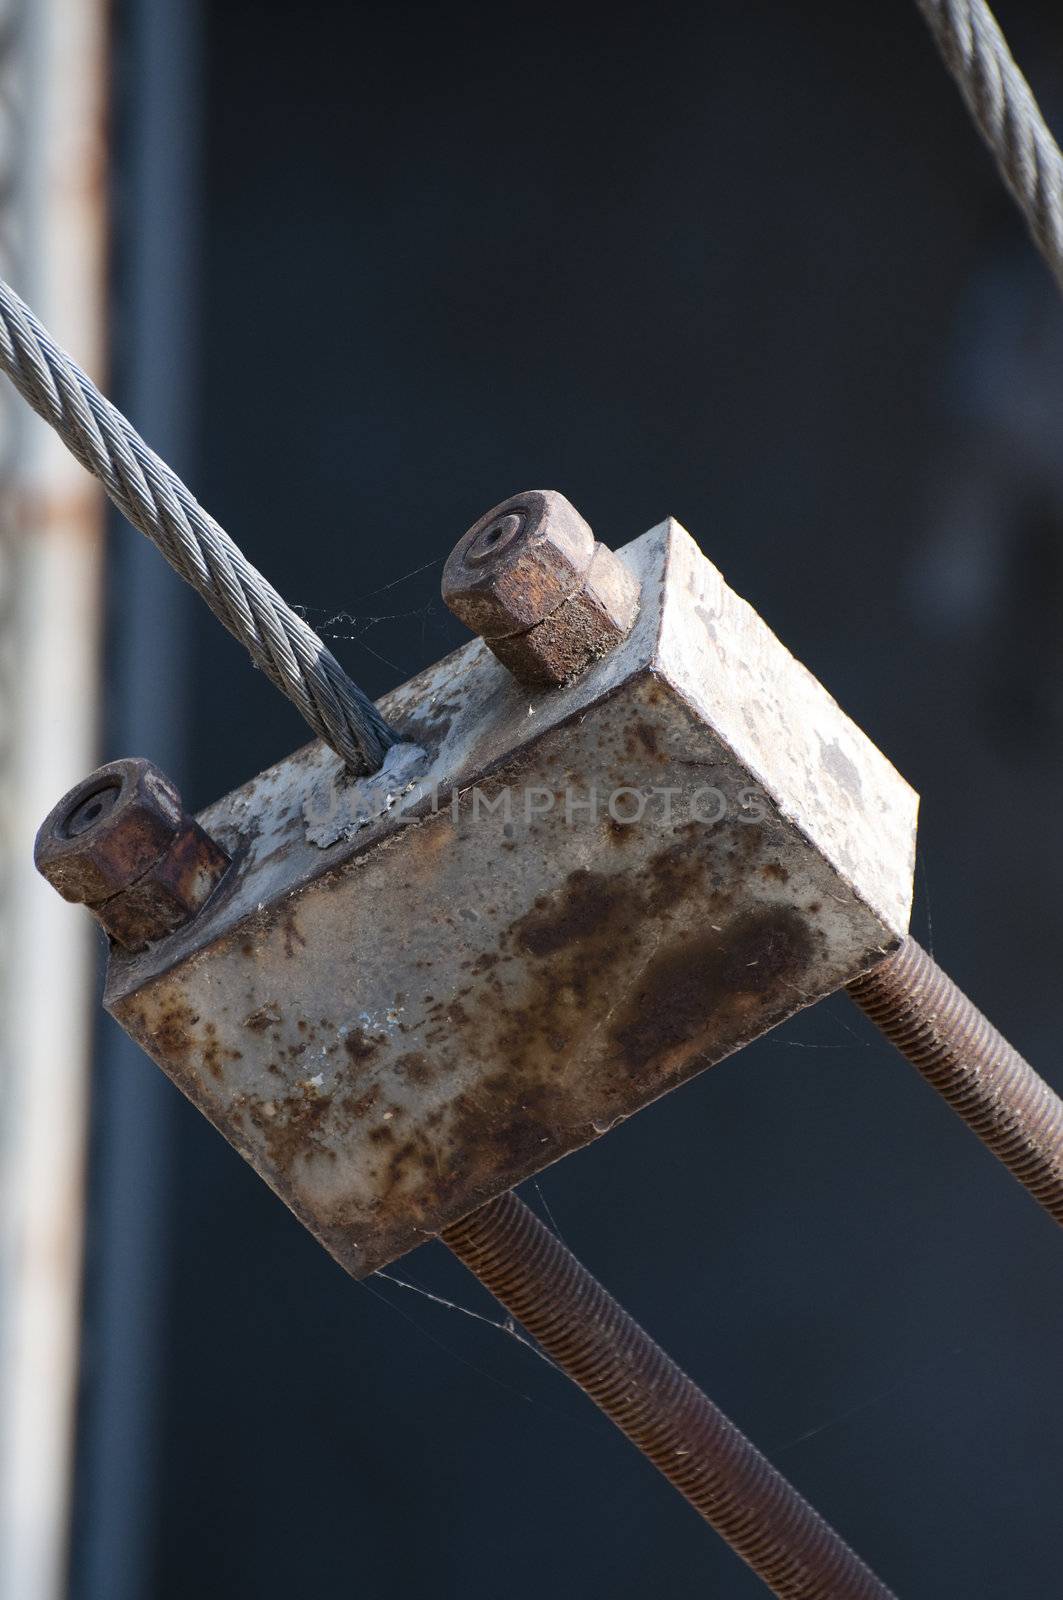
[243,1002,281,1033]
[343,1027,385,1064]
[145,995,200,1064]
[513,869,638,958]
[244,1080,335,1173]
[610,905,814,1076]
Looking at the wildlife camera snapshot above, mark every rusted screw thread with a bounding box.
[848,937,1063,1227]
[443,1191,894,1600]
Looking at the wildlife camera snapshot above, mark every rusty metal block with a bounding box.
[103,518,918,1277]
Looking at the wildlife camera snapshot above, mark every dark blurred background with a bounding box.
[69,1,1063,1595]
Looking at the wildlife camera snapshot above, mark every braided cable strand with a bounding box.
[915,0,1063,293]
[443,1192,896,1599]
[0,277,396,774]
[849,938,1063,1226]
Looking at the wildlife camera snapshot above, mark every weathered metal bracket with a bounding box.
[93,518,916,1277]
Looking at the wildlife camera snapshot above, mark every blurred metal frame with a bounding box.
[67,2,202,1598]
[0,2,107,1598]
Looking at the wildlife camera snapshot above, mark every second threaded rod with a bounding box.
[848,937,1063,1227]
[443,1190,895,1600]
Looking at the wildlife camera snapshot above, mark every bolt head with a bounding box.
[442,490,595,639]
[34,757,186,906]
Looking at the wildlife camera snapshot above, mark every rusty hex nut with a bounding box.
[485,542,641,688]
[89,820,231,951]
[442,489,595,640]
[443,490,640,689]
[35,757,230,952]
[35,758,186,906]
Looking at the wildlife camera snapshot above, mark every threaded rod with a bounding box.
[848,937,1063,1226]
[443,1191,894,1599]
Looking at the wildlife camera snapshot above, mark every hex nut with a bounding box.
[35,758,186,906]
[443,491,641,689]
[487,542,641,688]
[35,756,231,952]
[442,489,595,640]
[91,819,231,951]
